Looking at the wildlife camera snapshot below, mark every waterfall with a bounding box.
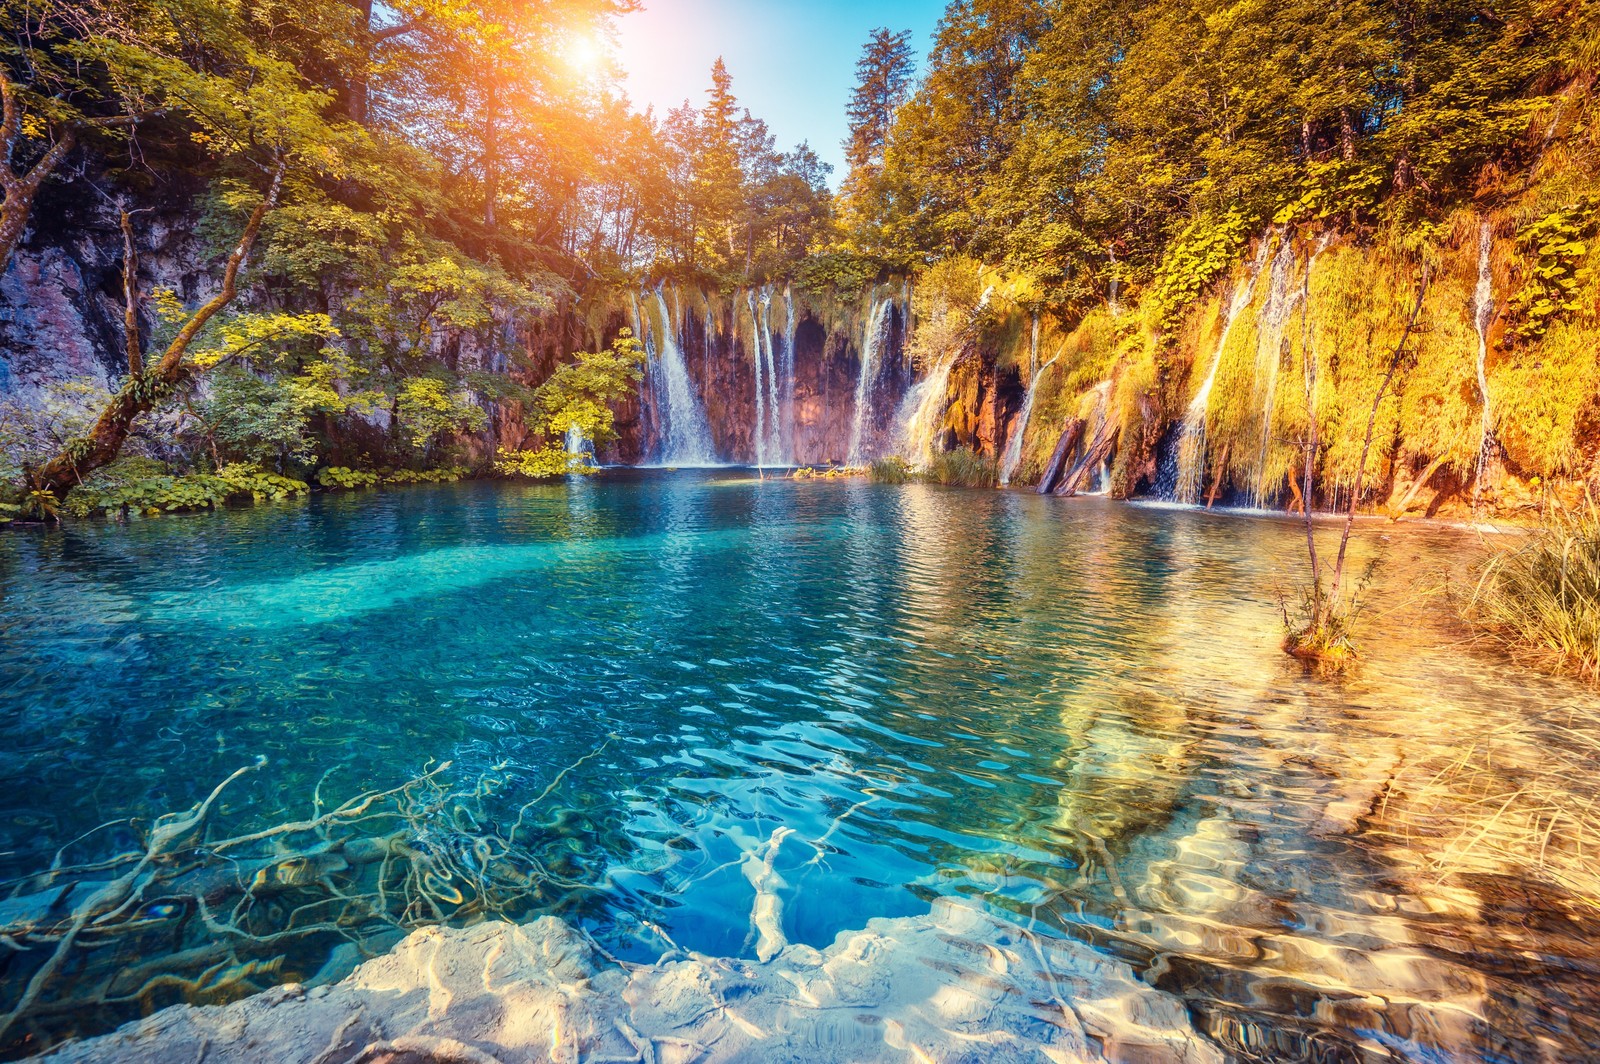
[847,293,894,464]
[749,290,766,466]
[564,423,593,470]
[1247,238,1302,508]
[748,288,783,466]
[1174,237,1274,505]
[999,353,1059,486]
[781,285,797,464]
[643,286,718,466]
[1473,220,1496,497]
[760,288,781,463]
[896,351,956,469]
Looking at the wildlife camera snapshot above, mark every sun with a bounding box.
[562,34,603,77]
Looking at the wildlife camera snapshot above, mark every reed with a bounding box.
[1470,497,1600,679]
[926,447,998,488]
[868,456,914,484]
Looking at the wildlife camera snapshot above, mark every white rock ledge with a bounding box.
[38,897,1222,1063]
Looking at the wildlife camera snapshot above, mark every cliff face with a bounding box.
[0,183,913,474]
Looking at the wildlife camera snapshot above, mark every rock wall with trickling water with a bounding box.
[902,217,1600,519]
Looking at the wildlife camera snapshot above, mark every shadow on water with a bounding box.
[2,473,1599,1059]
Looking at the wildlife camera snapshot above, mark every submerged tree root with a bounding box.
[0,745,613,1057]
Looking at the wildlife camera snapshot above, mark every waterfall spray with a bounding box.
[847,293,894,464]
[1174,236,1274,504]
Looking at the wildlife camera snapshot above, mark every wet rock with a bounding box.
[39,898,1224,1064]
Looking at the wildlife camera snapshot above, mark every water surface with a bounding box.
[3,474,1597,1060]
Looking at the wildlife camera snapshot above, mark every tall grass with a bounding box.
[926,447,998,488]
[868,456,914,483]
[1471,498,1600,679]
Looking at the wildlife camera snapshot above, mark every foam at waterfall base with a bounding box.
[38,896,1223,1064]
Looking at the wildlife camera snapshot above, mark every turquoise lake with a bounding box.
[3,473,1598,1060]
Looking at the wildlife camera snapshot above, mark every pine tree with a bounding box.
[838,28,915,259]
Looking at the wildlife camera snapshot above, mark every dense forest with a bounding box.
[0,0,1596,519]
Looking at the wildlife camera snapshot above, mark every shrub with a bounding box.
[926,447,997,488]
[1470,500,1600,679]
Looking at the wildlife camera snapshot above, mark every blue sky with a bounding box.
[614,0,947,186]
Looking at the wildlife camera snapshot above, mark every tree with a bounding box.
[838,27,915,255]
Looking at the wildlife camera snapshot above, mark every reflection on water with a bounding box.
[3,473,1599,1060]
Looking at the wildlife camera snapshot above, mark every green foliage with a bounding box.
[383,466,469,484]
[531,329,645,446]
[494,446,590,479]
[317,466,381,490]
[63,462,307,516]
[796,251,884,295]
[1471,500,1600,680]
[1508,202,1597,343]
[1148,212,1251,332]
[316,464,469,490]
[22,489,60,521]
[1273,161,1386,227]
[396,379,487,455]
[214,464,309,500]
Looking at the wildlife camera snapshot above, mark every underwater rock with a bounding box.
[38,897,1223,1064]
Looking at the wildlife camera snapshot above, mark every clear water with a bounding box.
[3,474,1599,1060]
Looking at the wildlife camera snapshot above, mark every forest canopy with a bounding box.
[0,0,1593,504]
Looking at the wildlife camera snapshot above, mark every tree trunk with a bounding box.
[31,165,285,496]
[1036,419,1083,494]
[1055,423,1119,497]
[0,79,76,276]
[119,210,142,375]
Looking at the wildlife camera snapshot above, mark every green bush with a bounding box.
[926,447,997,488]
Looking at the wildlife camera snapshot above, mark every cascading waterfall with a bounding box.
[564,423,593,470]
[1247,238,1303,508]
[895,351,957,469]
[1174,237,1274,504]
[847,293,894,464]
[999,353,1059,486]
[1473,220,1496,499]
[642,286,718,466]
[748,288,783,466]
[781,285,797,462]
